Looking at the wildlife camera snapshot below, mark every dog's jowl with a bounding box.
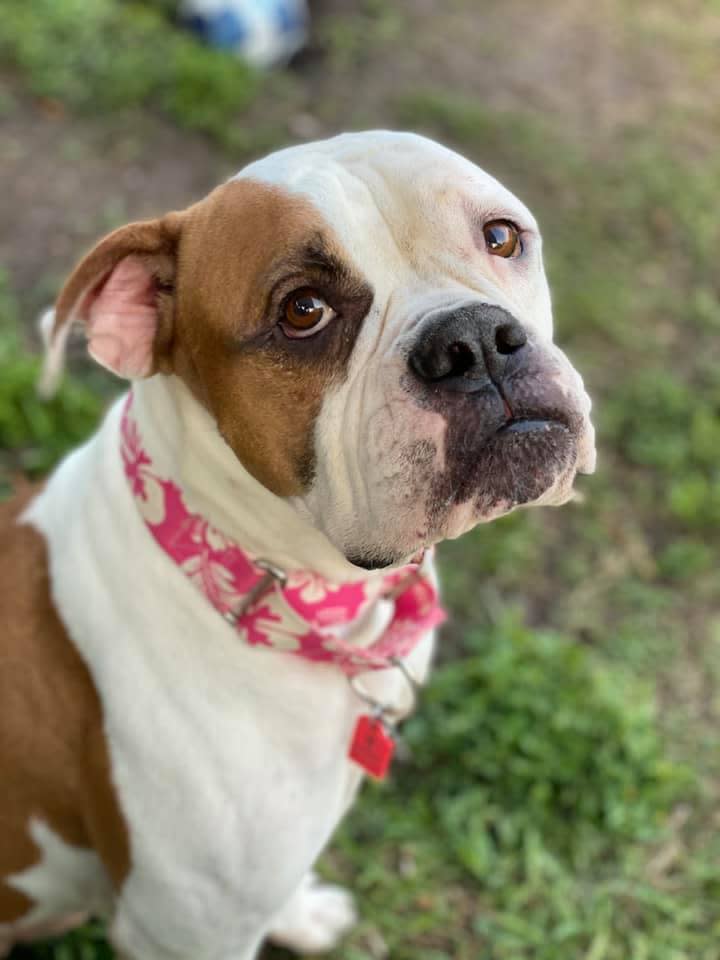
[0,132,595,960]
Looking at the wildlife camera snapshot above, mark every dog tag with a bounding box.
[349,714,395,780]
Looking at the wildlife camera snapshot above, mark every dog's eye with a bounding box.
[281,288,336,339]
[483,220,522,258]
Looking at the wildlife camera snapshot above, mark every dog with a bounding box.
[0,131,595,959]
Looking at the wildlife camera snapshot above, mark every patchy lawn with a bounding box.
[2,1,720,958]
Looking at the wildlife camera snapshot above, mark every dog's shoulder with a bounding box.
[0,487,130,921]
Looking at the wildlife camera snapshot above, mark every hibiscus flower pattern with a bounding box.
[121,410,152,499]
[120,393,445,675]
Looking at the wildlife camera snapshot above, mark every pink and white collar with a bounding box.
[120,392,445,677]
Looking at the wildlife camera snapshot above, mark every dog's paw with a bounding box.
[268,874,357,954]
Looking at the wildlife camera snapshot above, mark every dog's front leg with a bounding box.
[111,877,353,959]
[263,632,439,956]
[110,906,268,960]
[266,872,357,955]
[112,933,266,960]
[115,949,263,960]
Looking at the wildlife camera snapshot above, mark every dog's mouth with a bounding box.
[418,405,581,544]
[343,415,580,571]
[497,416,569,436]
[335,354,596,571]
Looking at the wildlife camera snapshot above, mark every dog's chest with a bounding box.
[25,433,426,948]
[109,616,414,955]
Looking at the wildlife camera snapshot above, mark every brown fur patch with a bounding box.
[0,488,130,924]
[171,179,373,496]
[53,179,372,497]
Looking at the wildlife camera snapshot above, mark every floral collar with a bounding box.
[119,392,445,678]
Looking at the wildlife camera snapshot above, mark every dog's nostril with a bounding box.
[495,322,527,356]
[447,341,477,377]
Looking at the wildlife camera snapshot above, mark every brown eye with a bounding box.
[483,220,522,258]
[282,288,336,339]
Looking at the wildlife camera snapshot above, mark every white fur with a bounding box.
[23,376,434,960]
[37,308,68,399]
[268,872,357,953]
[1,820,110,946]
[7,820,111,921]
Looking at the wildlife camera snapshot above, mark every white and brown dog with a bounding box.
[0,132,595,959]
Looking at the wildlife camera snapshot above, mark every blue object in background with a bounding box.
[180,0,310,67]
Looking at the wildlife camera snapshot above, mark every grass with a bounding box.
[328,617,695,959]
[0,276,105,491]
[3,2,720,958]
[0,0,261,151]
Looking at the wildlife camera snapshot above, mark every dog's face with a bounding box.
[52,132,595,568]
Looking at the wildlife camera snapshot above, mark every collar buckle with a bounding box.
[223,557,288,625]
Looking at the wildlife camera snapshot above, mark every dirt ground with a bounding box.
[2,0,717,318]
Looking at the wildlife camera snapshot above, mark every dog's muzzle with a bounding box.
[400,302,595,540]
[407,302,584,443]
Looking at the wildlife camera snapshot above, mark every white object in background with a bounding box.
[180,0,309,68]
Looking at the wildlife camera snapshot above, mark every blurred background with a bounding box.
[1,1,720,958]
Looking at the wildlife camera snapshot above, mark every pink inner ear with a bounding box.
[86,256,159,379]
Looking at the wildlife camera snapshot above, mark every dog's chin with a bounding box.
[431,419,580,538]
[344,422,581,570]
[337,415,591,572]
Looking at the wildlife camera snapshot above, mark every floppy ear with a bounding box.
[39,213,182,395]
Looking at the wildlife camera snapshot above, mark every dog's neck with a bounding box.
[130,376,377,584]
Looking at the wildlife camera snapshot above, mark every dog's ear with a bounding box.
[39,214,183,395]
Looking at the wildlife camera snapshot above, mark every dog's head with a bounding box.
[49,132,595,569]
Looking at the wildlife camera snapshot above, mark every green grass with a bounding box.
[0,0,261,150]
[3,4,720,959]
[376,90,720,958]
[327,616,695,959]
[0,273,107,495]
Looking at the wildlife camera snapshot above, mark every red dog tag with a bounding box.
[349,714,396,780]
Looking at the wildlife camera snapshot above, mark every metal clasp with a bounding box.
[223,558,287,625]
[348,656,421,724]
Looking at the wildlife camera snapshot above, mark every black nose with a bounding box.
[408,304,527,392]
